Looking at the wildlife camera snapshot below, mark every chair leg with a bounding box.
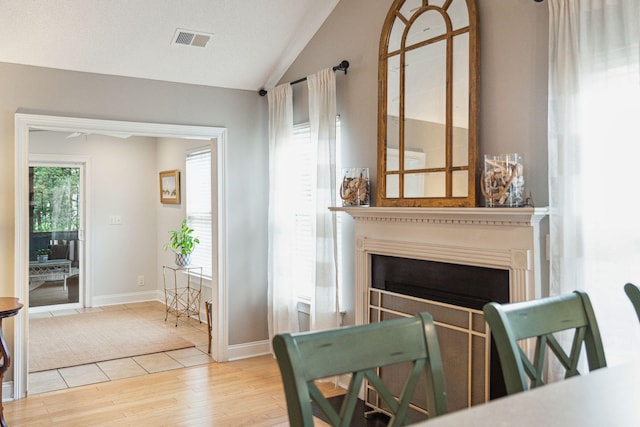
[206,301,212,354]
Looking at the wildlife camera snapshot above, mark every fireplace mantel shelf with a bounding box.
[330,206,549,227]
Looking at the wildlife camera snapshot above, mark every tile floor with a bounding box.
[28,301,214,395]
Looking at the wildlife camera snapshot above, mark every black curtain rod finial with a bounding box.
[333,60,350,74]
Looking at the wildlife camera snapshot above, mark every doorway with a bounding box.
[28,162,85,310]
[14,114,229,400]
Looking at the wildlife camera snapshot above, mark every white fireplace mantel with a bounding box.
[331,206,550,325]
[331,206,549,227]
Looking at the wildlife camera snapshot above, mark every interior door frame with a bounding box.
[14,113,229,400]
[28,155,89,312]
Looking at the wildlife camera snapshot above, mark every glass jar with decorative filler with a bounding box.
[482,154,525,207]
[340,167,370,207]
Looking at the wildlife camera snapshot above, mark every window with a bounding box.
[291,123,314,299]
[290,119,342,301]
[185,149,213,278]
[30,166,80,233]
[579,65,640,363]
[547,0,640,366]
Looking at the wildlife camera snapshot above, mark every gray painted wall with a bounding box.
[280,0,549,326]
[0,63,269,352]
[30,132,160,300]
[29,132,220,306]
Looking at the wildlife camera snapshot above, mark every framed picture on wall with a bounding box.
[159,170,180,204]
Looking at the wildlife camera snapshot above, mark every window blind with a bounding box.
[290,119,342,301]
[292,123,314,299]
[186,149,213,278]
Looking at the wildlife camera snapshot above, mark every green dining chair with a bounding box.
[624,283,640,322]
[483,291,607,396]
[272,312,448,427]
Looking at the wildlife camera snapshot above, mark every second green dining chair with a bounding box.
[483,291,607,395]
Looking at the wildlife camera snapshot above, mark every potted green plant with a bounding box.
[164,219,200,267]
[35,248,51,263]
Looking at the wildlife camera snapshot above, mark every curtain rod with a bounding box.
[258,60,349,96]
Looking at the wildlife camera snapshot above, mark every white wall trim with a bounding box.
[2,381,13,402]
[91,291,161,307]
[226,340,271,361]
[14,113,229,401]
[213,133,228,362]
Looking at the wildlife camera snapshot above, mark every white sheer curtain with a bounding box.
[308,68,340,331]
[267,84,297,340]
[548,0,640,368]
[267,70,340,342]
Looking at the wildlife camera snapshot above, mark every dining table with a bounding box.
[414,361,640,426]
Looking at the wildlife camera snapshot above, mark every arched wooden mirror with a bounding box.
[377,0,479,207]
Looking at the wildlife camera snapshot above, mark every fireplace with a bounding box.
[332,206,549,416]
[371,254,509,415]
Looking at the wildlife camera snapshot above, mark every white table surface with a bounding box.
[415,362,640,427]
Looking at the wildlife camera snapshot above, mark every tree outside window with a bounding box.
[30,167,80,233]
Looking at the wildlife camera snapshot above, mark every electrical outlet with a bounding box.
[137,275,145,286]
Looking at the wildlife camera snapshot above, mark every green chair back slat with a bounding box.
[624,283,640,322]
[272,312,448,427]
[483,291,607,395]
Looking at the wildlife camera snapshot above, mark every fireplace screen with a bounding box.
[367,255,509,419]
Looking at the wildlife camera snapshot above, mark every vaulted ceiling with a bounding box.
[0,0,340,91]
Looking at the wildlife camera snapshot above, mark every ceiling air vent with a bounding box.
[172,29,212,48]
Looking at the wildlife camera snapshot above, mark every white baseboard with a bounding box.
[91,290,161,307]
[92,291,213,321]
[2,381,12,402]
[226,340,271,361]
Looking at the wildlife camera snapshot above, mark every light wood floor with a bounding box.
[5,354,294,427]
[8,302,343,426]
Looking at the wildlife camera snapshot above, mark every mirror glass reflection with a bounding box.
[377,0,478,206]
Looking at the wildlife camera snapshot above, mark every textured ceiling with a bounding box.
[0,0,339,91]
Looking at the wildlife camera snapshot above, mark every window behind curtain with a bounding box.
[186,149,212,278]
[580,60,640,363]
[291,118,342,302]
[547,0,640,365]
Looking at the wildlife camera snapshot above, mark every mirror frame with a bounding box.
[377,0,479,207]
